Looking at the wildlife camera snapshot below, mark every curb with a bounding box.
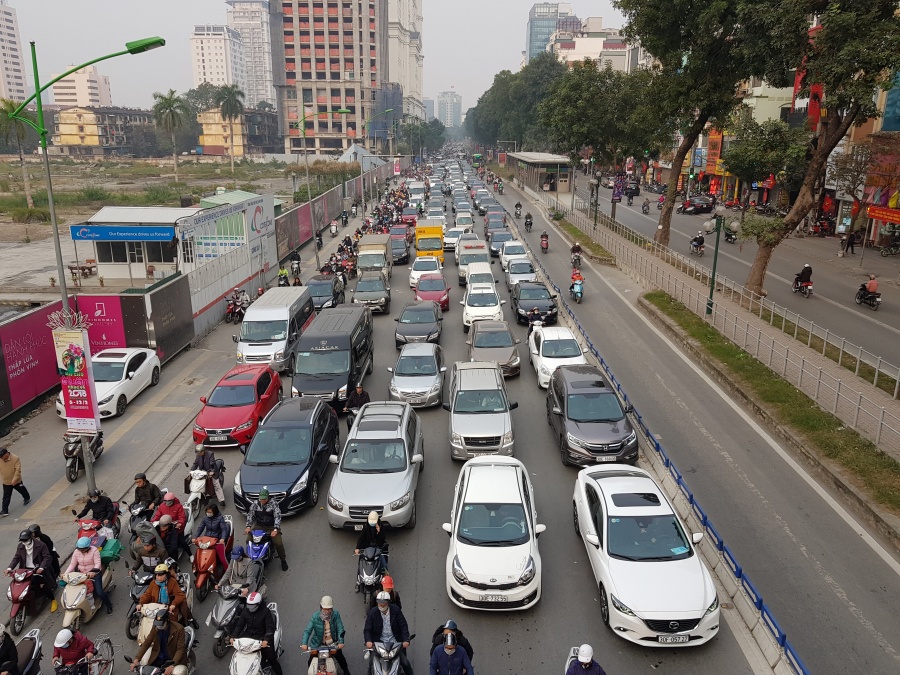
[637,294,900,559]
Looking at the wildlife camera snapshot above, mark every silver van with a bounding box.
[233,286,314,373]
[443,361,518,459]
[465,261,496,287]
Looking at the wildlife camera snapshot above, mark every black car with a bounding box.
[511,281,559,325]
[391,237,410,264]
[394,300,443,349]
[233,397,339,515]
[681,196,714,214]
[485,220,508,240]
[352,271,391,313]
[624,181,641,197]
[306,274,345,312]
[488,231,515,257]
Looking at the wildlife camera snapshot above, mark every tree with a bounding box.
[0,98,35,209]
[183,82,221,116]
[256,101,275,112]
[151,89,192,182]
[829,140,873,235]
[215,85,246,175]
[743,1,900,294]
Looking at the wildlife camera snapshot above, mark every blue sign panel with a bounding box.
[69,225,175,241]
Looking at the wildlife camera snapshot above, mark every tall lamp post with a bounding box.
[703,204,739,315]
[9,37,166,493]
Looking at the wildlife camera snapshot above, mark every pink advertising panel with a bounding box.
[52,328,101,433]
[297,203,314,244]
[76,295,127,352]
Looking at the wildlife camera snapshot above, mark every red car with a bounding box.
[414,273,451,311]
[401,208,419,226]
[193,365,282,450]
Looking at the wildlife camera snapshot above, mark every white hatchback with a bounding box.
[443,456,545,611]
[409,256,443,288]
[499,241,528,271]
[528,326,587,388]
[460,283,505,333]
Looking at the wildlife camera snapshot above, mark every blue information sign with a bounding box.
[69,225,175,241]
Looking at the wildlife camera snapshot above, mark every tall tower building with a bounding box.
[0,0,27,101]
[387,0,424,119]
[423,98,434,121]
[190,25,247,93]
[226,0,276,108]
[436,90,462,128]
[525,2,575,64]
[51,65,113,108]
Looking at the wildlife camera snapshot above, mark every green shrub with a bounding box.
[80,186,111,201]
[10,207,51,223]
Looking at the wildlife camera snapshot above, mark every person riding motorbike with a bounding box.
[642,197,651,213]
[429,631,474,675]
[156,515,182,562]
[515,201,522,213]
[192,503,229,572]
[132,537,167,573]
[343,384,371,413]
[245,489,288,572]
[53,628,94,675]
[277,265,290,283]
[570,269,584,294]
[300,595,350,675]
[540,231,549,249]
[368,574,401,612]
[134,473,163,514]
[239,289,251,311]
[429,620,474,661]
[229,287,242,306]
[365,592,413,675]
[355,511,389,573]
[566,644,606,675]
[191,444,226,506]
[865,273,879,296]
[137,563,192,629]
[6,530,56,612]
[132,608,186,673]
[215,545,266,597]
[526,307,543,337]
[690,231,705,252]
[65,536,112,615]
[794,264,812,290]
[231,592,283,675]
[152,493,186,532]
[524,213,533,231]
[75,488,115,527]
[28,524,60,578]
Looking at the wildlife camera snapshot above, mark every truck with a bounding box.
[407,180,427,209]
[356,234,392,279]
[414,220,445,264]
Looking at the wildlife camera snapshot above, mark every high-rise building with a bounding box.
[226,1,276,108]
[423,98,434,121]
[546,17,629,72]
[437,90,462,128]
[0,0,27,101]
[525,2,575,63]
[51,66,113,108]
[273,0,399,156]
[387,0,424,119]
[190,25,247,93]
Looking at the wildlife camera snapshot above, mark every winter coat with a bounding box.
[0,635,18,670]
[8,540,51,572]
[430,627,473,661]
[430,646,475,675]
[135,621,186,666]
[139,576,186,609]
[66,547,101,574]
[363,605,410,645]
[131,540,168,572]
[301,610,346,649]
[231,605,276,643]
[356,523,387,551]
[246,500,281,530]
[565,661,606,675]
[134,482,163,508]
[0,453,23,485]
[76,495,116,523]
[52,631,95,665]
[152,500,186,530]
[195,513,229,540]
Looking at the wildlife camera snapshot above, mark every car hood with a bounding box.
[509,272,537,283]
[329,468,412,506]
[416,290,447,302]
[607,555,716,616]
[450,412,511,435]
[196,403,256,429]
[470,345,517,365]
[240,461,310,492]
[292,373,347,395]
[353,290,387,301]
[515,298,555,313]
[566,418,631,444]
[94,380,123,401]
[540,355,586,370]
[396,321,439,337]
[391,373,440,393]
[454,541,532,583]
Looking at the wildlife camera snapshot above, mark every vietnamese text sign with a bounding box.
[52,329,101,433]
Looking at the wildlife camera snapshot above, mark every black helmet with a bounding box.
[88,488,101,498]
[18,530,30,542]
[27,524,41,536]
[444,620,458,630]
[134,472,146,481]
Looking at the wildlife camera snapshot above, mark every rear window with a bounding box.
[610,493,662,507]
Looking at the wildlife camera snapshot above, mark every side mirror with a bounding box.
[442,403,451,411]
[386,367,393,373]
[411,454,424,464]
[261,393,270,401]
[509,401,518,410]
[550,294,557,299]
[584,533,600,548]
[290,333,298,341]
[692,532,704,544]
[624,404,634,414]
[442,523,452,535]
[459,301,464,306]
[127,371,135,380]
[500,300,507,305]
[232,335,238,343]
[535,524,547,537]
[200,396,208,404]
[239,446,246,455]
[583,348,589,354]
[465,340,471,345]
[440,366,447,373]
[495,279,499,284]
[551,406,561,415]
[328,455,339,465]
[394,317,399,322]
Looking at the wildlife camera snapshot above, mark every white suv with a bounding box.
[460,283,505,333]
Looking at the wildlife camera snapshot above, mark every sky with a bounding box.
[13,0,623,110]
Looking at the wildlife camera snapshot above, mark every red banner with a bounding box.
[866,205,900,223]
[52,329,100,434]
[76,296,127,352]
[706,130,723,174]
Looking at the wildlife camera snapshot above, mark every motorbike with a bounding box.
[527,318,543,339]
[193,518,234,602]
[570,280,584,304]
[207,579,259,658]
[571,252,582,268]
[880,241,900,257]
[498,184,504,195]
[123,560,154,640]
[125,501,155,553]
[689,242,705,256]
[351,205,358,217]
[677,203,696,215]
[540,237,549,254]
[183,461,226,540]
[305,645,339,674]
[364,634,415,675]
[330,224,339,238]
[234,303,248,322]
[228,604,283,675]
[62,431,104,483]
[356,546,387,607]
[627,196,634,206]
[14,628,42,674]
[247,530,274,567]
[60,569,116,631]
[346,407,360,433]
[657,200,663,210]
[291,259,301,277]
[641,202,650,214]
[342,213,349,227]
[7,568,51,636]
[514,206,521,219]
[724,229,737,244]
[277,276,290,288]
[524,219,533,233]
[792,278,814,298]
[72,508,122,545]
[225,298,238,323]
[124,623,197,674]
[316,235,324,250]
[855,284,882,311]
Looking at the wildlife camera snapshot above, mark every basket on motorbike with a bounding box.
[99,538,123,566]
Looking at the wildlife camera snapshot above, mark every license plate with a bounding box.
[479,594,507,602]
[410,398,424,405]
[209,436,228,442]
[658,635,689,644]
[471,452,495,457]
[596,456,617,462]
[353,524,363,531]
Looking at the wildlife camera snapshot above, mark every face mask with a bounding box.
[247,604,260,613]
[378,605,389,615]
[444,647,455,656]
[164,501,174,506]
[206,513,213,519]
[62,641,70,649]
[320,609,333,620]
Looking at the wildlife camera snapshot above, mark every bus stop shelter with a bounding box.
[506,152,572,195]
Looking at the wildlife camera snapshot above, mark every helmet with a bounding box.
[258,488,270,500]
[231,545,245,560]
[444,620,458,630]
[195,444,205,453]
[159,514,173,526]
[367,510,379,526]
[54,629,74,648]
[577,644,593,663]
[163,492,176,502]
[376,591,391,603]
[234,288,240,293]
[804,264,810,268]
[88,488,101,498]
[247,592,262,612]
[153,607,169,628]
[172,667,189,675]
[320,595,334,609]
[154,563,169,573]
[381,575,394,590]
[869,274,876,280]
[27,524,41,536]
[698,230,703,235]
[444,632,457,648]
[134,473,146,481]
[76,536,91,550]
[17,530,30,542]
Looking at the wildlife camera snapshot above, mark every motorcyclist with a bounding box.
[132,607,186,673]
[365,591,413,674]
[570,243,583,266]
[368,574,401,611]
[691,231,705,252]
[565,644,606,675]
[429,631,474,675]
[75,488,115,527]
[53,628,94,675]
[190,444,226,506]
[28,524,60,578]
[429,620,474,661]
[134,473,163,514]
[642,197,651,212]
[229,287,242,305]
[514,201,522,213]
[865,273,879,296]
[137,563,191,629]
[570,269,584,293]
[524,213,533,230]
[277,265,290,283]
[300,595,350,675]
[526,307,543,337]
[6,530,56,612]
[239,289,252,311]
[257,287,266,298]
[152,493,186,532]
[794,264,812,290]
[289,250,301,266]
[231,592,283,675]
[192,503,229,572]
[132,537,168,572]
[245,489,288,571]
[355,511,389,573]
[343,384,371,413]
[65,536,112,615]
[540,231,549,249]
[156,515,182,561]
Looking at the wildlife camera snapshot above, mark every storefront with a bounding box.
[866,205,900,246]
[505,152,573,195]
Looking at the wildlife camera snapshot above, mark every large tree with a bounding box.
[151,89,192,182]
[215,85,246,175]
[0,98,35,208]
[183,82,221,116]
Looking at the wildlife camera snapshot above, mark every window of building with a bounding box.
[96,241,128,263]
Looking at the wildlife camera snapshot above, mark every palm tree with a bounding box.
[215,85,245,175]
[152,89,191,182]
[0,98,35,209]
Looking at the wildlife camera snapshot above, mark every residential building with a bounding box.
[198,107,280,157]
[545,17,627,70]
[739,77,796,125]
[226,0,276,108]
[51,65,113,108]
[625,41,656,73]
[0,0,27,101]
[437,90,462,128]
[272,0,399,156]
[386,0,424,118]
[525,2,575,64]
[49,107,153,156]
[190,25,247,92]
[423,97,434,121]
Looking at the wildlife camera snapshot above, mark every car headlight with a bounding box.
[518,556,535,585]
[274,350,284,361]
[390,492,410,510]
[624,429,637,445]
[236,352,244,361]
[566,432,586,448]
[352,297,360,303]
[233,473,242,496]
[396,333,408,343]
[322,299,333,308]
[290,470,308,495]
[235,420,254,432]
[194,424,204,433]
[509,354,520,366]
[97,394,114,405]
[327,494,343,510]
[705,595,719,616]
[502,430,513,444]
[450,432,462,445]
[379,297,386,304]
[337,385,347,400]
[517,307,526,314]
[291,386,299,398]
[610,594,636,616]
[451,555,468,584]
[539,365,551,376]
[389,383,400,395]
[428,381,441,393]
[427,331,440,340]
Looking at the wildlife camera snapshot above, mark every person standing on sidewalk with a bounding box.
[0,448,30,517]
[846,231,856,254]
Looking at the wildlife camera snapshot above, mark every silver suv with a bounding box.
[443,362,518,459]
[326,402,424,529]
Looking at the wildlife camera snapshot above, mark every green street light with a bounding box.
[703,204,739,316]
[126,37,167,54]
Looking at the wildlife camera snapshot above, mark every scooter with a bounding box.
[351,205,358,217]
[291,259,301,276]
[641,202,650,214]
[247,530,274,567]
[207,581,255,658]
[193,517,234,602]
[183,462,225,541]
[792,278,813,298]
[123,561,154,640]
[228,603,283,675]
[627,196,634,206]
[524,219,533,233]
[7,568,50,636]
[540,237,549,254]
[60,569,116,631]
[124,623,197,674]
[72,510,122,547]
[514,206,521,219]
[346,407,360,433]
[304,645,338,674]
[855,284,882,311]
[233,303,247,322]
[277,276,290,287]
[14,628,43,674]
[571,252,582,268]
[62,431,104,484]
[724,229,737,244]
[330,224,339,238]
[364,634,415,675]
[225,298,238,323]
[677,203,696,215]
[689,242,705,256]
[356,546,387,607]
[657,199,664,210]
[570,280,584,304]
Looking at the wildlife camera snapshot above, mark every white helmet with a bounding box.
[54,629,74,648]
[376,591,391,603]
[804,263,810,268]
[577,644,594,663]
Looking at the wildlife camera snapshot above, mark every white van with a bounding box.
[466,261,496,287]
[233,286,314,373]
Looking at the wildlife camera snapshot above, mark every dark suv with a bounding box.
[511,282,558,325]
[545,364,638,465]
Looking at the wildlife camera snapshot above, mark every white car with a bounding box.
[500,241,529,271]
[455,213,475,229]
[443,456,545,611]
[461,283,505,333]
[409,256,443,288]
[444,227,470,252]
[56,347,160,419]
[528,326,587,388]
[505,260,537,290]
[572,465,720,646]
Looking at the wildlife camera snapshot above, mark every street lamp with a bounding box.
[364,107,394,155]
[591,178,600,231]
[703,204,739,315]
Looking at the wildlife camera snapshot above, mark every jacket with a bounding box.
[232,605,276,643]
[134,482,163,508]
[246,499,281,530]
[52,631,95,665]
[356,523,387,551]
[220,558,266,596]
[345,389,371,409]
[0,453,23,485]
[0,636,18,670]
[565,661,606,675]
[430,645,475,675]
[430,627,473,661]
[66,547,101,574]
[139,576,186,608]
[796,267,812,283]
[191,450,220,474]
[301,610,346,649]
[363,604,410,645]
[8,540,52,572]
[132,540,168,572]
[158,526,181,561]
[76,495,116,523]
[152,500,186,530]
[195,513,229,540]
[135,621,186,666]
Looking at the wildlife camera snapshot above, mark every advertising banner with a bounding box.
[296,203,314,244]
[393,157,401,176]
[76,296,127,352]
[706,130,723,175]
[70,225,174,241]
[52,328,100,434]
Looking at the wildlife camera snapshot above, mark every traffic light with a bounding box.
[689,167,696,179]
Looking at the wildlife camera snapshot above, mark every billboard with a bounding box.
[145,275,195,364]
[76,296,128,352]
[52,328,101,434]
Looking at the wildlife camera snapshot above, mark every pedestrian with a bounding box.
[0,448,30,517]
[846,231,856,254]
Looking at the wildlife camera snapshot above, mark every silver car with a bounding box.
[443,361,518,459]
[506,260,538,290]
[388,343,447,407]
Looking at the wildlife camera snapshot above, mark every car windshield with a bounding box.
[390,228,407,236]
[92,362,126,382]
[417,278,446,292]
[467,292,498,308]
[606,515,693,561]
[445,231,462,240]
[357,252,386,265]
[356,279,386,292]
[244,427,311,465]
[295,350,350,376]
[391,241,407,251]
[306,281,332,297]
[413,259,440,272]
[240,320,288,342]
[504,245,526,256]
[473,330,513,348]
[457,502,529,546]
[340,439,408,473]
[491,234,512,245]
[395,355,438,376]
[459,253,489,266]
[519,287,551,301]
[207,384,256,407]
[567,392,624,422]
[509,262,534,274]
[453,388,507,413]
[542,338,582,358]
[403,208,418,216]
[399,307,437,324]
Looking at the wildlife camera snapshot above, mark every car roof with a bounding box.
[94,348,147,361]
[219,364,268,384]
[308,274,334,283]
[472,320,510,333]
[516,281,548,292]
[354,402,407,438]
[401,300,438,312]
[584,468,673,517]
[413,256,440,263]
[501,241,524,249]
[556,364,606,389]
[536,326,577,341]
[468,283,497,293]
[464,460,524,503]
[264,397,319,425]
[399,342,439,358]
[358,270,387,281]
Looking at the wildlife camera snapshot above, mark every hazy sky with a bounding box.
[15,0,622,109]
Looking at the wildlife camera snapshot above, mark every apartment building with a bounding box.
[51,65,113,108]
[197,107,280,157]
[50,107,153,156]
[546,18,628,71]
[386,0,424,119]
[525,2,575,64]
[436,90,462,129]
[226,0,276,108]
[0,0,27,101]
[190,25,247,93]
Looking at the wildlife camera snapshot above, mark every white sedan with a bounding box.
[443,456,545,611]
[528,326,587,388]
[572,465,720,646]
[499,241,529,271]
[409,256,443,288]
[56,347,161,419]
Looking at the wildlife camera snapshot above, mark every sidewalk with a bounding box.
[781,232,900,286]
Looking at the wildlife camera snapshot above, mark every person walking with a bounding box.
[846,231,856,254]
[300,595,351,675]
[0,448,30,517]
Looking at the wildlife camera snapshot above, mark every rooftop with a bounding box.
[87,206,201,225]
[507,151,572,165]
